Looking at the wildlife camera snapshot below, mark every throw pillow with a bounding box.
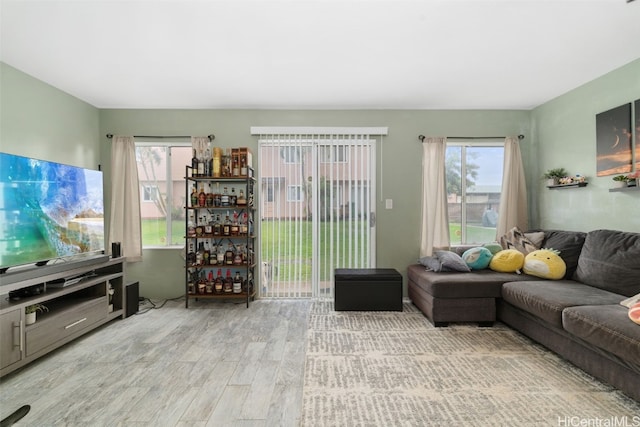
[434,250,471,272]
[418,256,443,272]
[482,242,503,255]
[620,292,640,308]
[522,249,567,280]
[489,249,524,273]
[500,227,540,254]
[462,247,493,270]
[629,302,640,325]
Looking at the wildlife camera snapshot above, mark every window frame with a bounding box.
[135,141,191,248]
[445,140,504,246]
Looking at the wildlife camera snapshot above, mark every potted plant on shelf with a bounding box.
[543,168,569,186]
[626,171,639,187]
[25,303,48,325]
[612,174,629,188]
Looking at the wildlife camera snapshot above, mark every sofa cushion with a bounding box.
[539,230,586,279]
[501,281,624,328]
[407,264,533,299]
[563,304,640,366]
[573,229,640,297]
[500,227,541,254]
[418,251,471,272]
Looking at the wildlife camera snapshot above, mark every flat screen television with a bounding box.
[0,152,105,273]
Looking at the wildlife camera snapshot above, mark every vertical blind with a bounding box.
[252,127,387,298]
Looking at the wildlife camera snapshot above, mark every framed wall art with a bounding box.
[596,103,632,177]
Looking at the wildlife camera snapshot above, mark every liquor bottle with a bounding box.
[223,212,231,236]
[217,243,225,265]
[233,271,242,293]
[221,187,230,207]
[196,242,205,266]
[198,185,207,207]
[240,212,248,235]
[204,148,211,177]
[214,269,223,293]
[237,189,246,206]
[191,149,199,177]
[187,242,196,266]
[223,270,233,293]
[213,214,222,236]
[213,147,221,177]
[230,188,237,206]
[203,241,210,265]
[234,245,243,265]
[232,156,240,177]
[210,242,218,265]
[214,182,221,207]
[187,211,196,237]
[197,150,205,177]
[198,271,206,294]
[230,211,239,236]
[190,185,198,207]
[206,183,214,207]
[225,242,235,265]
[240,156,247,176]
[206,270,214,294]
[195,216,204,237]
[204,214,212,235]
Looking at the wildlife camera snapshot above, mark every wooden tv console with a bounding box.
[0,257,125,377]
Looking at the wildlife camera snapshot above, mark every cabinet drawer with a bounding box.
[25,297,107,356]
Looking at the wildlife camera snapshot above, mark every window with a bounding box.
[281,146,301,164]
[319,145,348,163]
[142,185,160,202]
[287,185,304,202]
[135,143,191,247]
[446,142,504,245]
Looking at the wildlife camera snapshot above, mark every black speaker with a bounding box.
[125,281,139,318]
[111,242,121,258]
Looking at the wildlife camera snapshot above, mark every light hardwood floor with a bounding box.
[0,299,311,426]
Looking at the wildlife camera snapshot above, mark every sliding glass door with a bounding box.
[259,135,376,298]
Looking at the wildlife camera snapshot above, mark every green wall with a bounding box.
[531,58,640,232]
[100,109,529,298]
[0,63,101,168]
[3,58,638,300]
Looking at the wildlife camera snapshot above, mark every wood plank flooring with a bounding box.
[0,299,311,427]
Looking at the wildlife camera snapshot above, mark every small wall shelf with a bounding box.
[547,182,588,190]
[609,185,639,193]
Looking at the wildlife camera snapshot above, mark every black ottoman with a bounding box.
[334,268,403,311]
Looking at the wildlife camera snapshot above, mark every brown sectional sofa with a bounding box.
[407,229,640,402]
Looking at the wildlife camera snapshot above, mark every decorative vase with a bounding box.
[26,312,36,325]
[628,179,637,187]
[614,181,626,188]
[546,178,556,187]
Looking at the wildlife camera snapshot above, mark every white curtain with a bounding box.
[109,136,142,262]
[420,137,450,257]
[496,136,528,237]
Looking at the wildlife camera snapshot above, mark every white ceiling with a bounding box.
[1,0,639,110]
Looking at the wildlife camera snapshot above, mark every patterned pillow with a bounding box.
[500,227,541,254]
[419,251,473,272]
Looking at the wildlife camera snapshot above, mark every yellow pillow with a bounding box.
[523,249,566,280]
[489,249,524,273]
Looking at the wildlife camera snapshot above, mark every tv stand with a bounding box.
[0,257,125,377]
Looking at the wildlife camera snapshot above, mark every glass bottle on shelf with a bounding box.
[191,149,199,177]
[225,242,235,265]
[210,242,218,265]
[233,271,242,293]
[196,242,205,266]
[240,157,247,177]
[187,211,196,237]
[221,187,230,207]
[206,183,214,207]
[204,214,212,235]
[234,244,243,265]
[190,184,198,207]
[223,270,233,293]
[197,150,205,177]
[203,241,210,265]
[198,185,207,207]
[231,211,239,236]
[187,242,196,265]
[214,269,224,293]
[198,271,206,294]
[206,270,214,294]
[223,212,231,236]
[237,189,246,206]
[213,214,222,236]
[214,183,221,207]
[195,216,204,237]
[204,147,211,177]
[217,243,225,265]
[230,188,237,206]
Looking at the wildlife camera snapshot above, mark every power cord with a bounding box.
[136,295,184,314]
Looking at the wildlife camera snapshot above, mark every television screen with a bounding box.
[0,152,105,272]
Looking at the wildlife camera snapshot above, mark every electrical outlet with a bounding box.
[385,199,393,209]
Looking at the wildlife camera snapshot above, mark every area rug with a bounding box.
[301,301,640,426]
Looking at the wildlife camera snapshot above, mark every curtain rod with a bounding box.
[418,134,524,142]
[106,134,215,141]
